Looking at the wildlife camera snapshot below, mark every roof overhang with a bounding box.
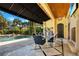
[0,3,50,24]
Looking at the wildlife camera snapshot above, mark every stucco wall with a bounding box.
[43,17,68,39]
[55,17,68,39]
[76,8,79,52]
[68,8,79,53]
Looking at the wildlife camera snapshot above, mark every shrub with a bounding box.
[13,26,20,34]
[3,28,9,34]
[36,27,43,33]
[0,30,3,34]
[20,28,31,35]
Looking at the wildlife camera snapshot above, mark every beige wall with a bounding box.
[43,16,68,39]
[76,8,79,51]
[45,19,54,29]
[69,8,79,44]
[68,8,79,53]
[55,17,68,39]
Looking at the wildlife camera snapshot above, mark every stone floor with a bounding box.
[40,39,76,56]
[40,44,76,56]
[0,37,77,56]
[4,44,44,56]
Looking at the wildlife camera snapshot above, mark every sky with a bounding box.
[0,10,29,22]
[69,3,76,16]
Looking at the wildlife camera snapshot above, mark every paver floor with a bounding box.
[40,38,76,56]
[0,37,77,56]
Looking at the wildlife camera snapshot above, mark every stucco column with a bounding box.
[33,22,36,34]
[43,22,48,46]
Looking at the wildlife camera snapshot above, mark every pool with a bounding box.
[14,36,31,39]
[0,35,31,42]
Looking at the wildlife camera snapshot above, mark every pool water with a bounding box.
[0,35,31,42]
[14,36,31,39]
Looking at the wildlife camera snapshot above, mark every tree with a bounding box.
[13,19,22,26]
[0,16,8,34]
[21,22,28,25]
[0,16,8,29]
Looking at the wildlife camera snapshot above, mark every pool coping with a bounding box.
[0,37,31,46]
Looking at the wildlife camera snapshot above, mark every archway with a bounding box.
[57,23,64,38]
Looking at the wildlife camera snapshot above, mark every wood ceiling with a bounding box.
[48,3,70,18]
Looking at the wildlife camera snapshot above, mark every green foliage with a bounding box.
[21,22,29,25]
[23,30,30,35]
[13,26,20,34]
[0,30,3,34]
[14,26,20,31]
[3,26,21,34]
[0,16,8,29]
[36,27,43,33]
[13,19,22,26]
[3,28,14,34]
[0,15,38,35]
[21,28,30,35]
[3,28,8,34]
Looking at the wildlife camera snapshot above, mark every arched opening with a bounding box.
[57,23,64,38]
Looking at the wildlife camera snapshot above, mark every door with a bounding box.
[57,23,64,38]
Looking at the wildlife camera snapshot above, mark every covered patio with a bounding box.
[0,3,78,56]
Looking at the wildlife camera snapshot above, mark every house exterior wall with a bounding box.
[42,3,79,54]
[43,16,68,39]
[67,8,79,53]
[55,17,68,39]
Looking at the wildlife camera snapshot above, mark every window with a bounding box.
[68,23,70,40]
[71,27,76,42]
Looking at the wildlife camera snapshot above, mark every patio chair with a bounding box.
[33,36,46,45]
